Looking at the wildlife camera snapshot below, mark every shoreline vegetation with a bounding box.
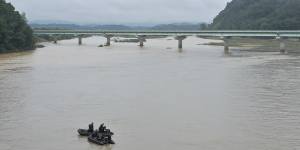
[0,0,35,54]
[209,0,300,30]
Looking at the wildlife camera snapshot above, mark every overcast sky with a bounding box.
[7,0,230,25]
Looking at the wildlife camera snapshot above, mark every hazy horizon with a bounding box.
[29,20,204,26]
[6,0,231,25]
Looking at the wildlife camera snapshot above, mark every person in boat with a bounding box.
[88,122,94,132]
[98,124,103,132]
[91,130,99,138]
[107,134,112,142]
[99,124,106,133]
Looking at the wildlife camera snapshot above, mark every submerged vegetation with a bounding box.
[0,0,35,53]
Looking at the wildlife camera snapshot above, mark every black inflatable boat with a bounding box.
[88,134,115,145]
[77,122,115,145]
[77,129,93,136]
[88,135,108,145]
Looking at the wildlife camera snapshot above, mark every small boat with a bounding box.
[78,122,115,145]
[109,139,115,144]
[88,135,109,145]
[77,129,93,136]
[88,132,115,145]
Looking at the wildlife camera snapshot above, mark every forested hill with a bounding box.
[210,0,300,30]
[0,0,35,53]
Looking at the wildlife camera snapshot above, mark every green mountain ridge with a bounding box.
[30,23,203,30]
[210,0,300,30]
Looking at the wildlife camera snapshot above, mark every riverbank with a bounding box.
[202,37,300,53]
[0,35,77,54]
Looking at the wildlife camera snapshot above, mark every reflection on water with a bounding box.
[0,36,300,150]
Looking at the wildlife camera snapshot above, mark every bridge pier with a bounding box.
[53,36,58,44]
[222,36,231,54]
[138,35,146,47]
[104,34,114,46]
[175,36,187,52]
[277,37,288,54]
[78,35,83,45]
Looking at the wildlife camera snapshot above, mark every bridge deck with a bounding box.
[33,30,300,37]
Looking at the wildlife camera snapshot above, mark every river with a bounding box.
[0,36,300,150]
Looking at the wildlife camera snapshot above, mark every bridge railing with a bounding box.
[33,30,300,37]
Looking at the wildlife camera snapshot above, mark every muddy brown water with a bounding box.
[0,36,300,150]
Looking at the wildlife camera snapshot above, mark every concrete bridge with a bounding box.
[34,30,300,53]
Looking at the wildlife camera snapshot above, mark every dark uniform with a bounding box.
[88,123,94,132]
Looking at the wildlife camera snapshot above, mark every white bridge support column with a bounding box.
[277,36,288,54]
[104,34,114,46]
[53,36,58,44]
[138,35,146,47]
[78,35,83,45]
[221,36,231,54]
[175,35,187,52]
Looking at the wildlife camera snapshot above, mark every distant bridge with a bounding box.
[34,30,300,53]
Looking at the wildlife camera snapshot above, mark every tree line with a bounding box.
[0,0,34,53]
[209,0,300,30]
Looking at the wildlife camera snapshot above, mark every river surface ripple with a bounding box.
[0,36,300,150]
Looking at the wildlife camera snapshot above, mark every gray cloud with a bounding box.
[7,0,230,24]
